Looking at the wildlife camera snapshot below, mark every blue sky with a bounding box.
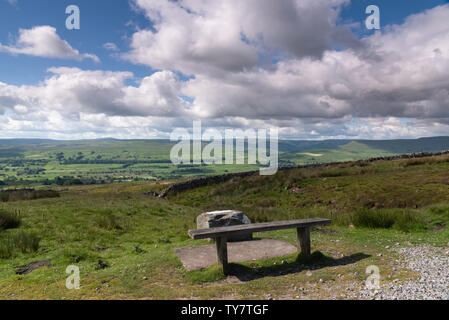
[340,0,449,28]
[0,0,156,85]
[1,0,449,139]
[1,0,446,86]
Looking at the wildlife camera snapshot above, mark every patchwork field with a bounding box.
[0,139,258,186]
[2,136,449,188]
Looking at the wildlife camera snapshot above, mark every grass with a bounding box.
[9,231,41,253]
[0,154,448,299]
[185,264,227,284]
[282,141,394,165]
[0,209,21,230]
[170,155,449,228]
[0,231,40,259]
[351,208,427,232]
[401,154,449,167]
[2,137,449,188]
[94,211,123,231]
[0,139,260,187]
[0,190,60,202]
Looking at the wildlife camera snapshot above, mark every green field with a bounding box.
[0,139,259,187]
[1,152,449,299]
[2,137,449,188]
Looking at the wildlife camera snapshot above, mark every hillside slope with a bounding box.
[281,137,449,165]
[170,153,449,225]
[0,153,449,299]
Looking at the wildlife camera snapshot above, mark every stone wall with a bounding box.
[159,170,258,198]
[146,150,449,198]
[0,188,35,193]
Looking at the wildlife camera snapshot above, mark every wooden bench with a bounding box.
[189,218,332,274]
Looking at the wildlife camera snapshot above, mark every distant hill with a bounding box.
[1,136,449,186]
[358,137,449,154]
[279,136,449,153]
[278,140,351,153]
[279,137,449,165]
[0,139,58,145]
[3,136,448,151]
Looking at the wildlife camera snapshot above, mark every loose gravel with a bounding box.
[358,245,449,300]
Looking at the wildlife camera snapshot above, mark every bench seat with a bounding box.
[188,218,332,274]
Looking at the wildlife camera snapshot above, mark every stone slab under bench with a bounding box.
[174,239,298,271]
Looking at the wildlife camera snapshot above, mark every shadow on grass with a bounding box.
[226,251,371,282]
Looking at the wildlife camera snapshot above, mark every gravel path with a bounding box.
[358,245,449,300]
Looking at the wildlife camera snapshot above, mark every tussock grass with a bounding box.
[351,208,426,232]
[172,153,449,226]
[0,209,21,230]
[10,231,41,253]
[0,189,60,202]
[0,241,14,259]
[318,169,349,178]
[401,155,449,167]
[0,193,8,202]
[94,211,123,230]
[0,231,40,259]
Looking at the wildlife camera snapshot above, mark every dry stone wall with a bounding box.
[145,150,449,198]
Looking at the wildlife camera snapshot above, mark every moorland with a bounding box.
[1,142,449,299]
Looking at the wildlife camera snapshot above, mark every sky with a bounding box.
[1,0,449,140]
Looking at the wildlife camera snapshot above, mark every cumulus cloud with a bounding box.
[178,4,449,131]
[0,67,189,117]
[125,0,357,76]
[2,2,449,140]
[0,26,99,62]
[122,2,449,128]
[0,67,194,139]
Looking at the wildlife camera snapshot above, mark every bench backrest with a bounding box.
[189,218,331,240]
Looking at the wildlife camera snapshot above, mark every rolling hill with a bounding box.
[1,136,449,186]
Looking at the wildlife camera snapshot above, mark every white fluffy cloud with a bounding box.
[0,26,99,62]
[179,3,449,121]
[122,2,449,135]
[2,2,449,139]
[0,67,193,139]
[125,0,355,76]
[0,67,189,117]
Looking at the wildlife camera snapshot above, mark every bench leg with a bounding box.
[216,237,229,275]
[296,227,311,258]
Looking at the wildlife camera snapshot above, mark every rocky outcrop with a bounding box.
[143,191,161,197]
